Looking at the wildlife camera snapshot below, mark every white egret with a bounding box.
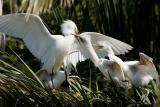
[108,53,159,87]
[0,13,79,75]
[76,35,126,85]
[0,13,133,87]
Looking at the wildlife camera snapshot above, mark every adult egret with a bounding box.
[0,13,80,75]
[108,53,159,87]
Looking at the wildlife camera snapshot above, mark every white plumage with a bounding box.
[48,70,67,88]
[43,30,134,87]
[80,36,159,87]
[75,36,126,85]
[108,53,159,87]
[64,32,133,70]
[0,13,78,74]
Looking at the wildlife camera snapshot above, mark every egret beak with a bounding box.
[74,27,79,34]
[73,27,80,41]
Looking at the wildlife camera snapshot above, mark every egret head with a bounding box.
[61,20,79,36]
[139,52,154,68]
[103,59,126,83]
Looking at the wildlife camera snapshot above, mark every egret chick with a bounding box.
[77,36,126,85]
[108,53,159,87]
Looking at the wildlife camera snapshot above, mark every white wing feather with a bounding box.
[80,32,133,57]
[63,40,85,71]
[0,13,62,72]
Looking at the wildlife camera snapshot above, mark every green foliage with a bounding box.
[0,50,159,107]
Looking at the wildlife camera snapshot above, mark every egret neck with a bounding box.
[79,36,100,66]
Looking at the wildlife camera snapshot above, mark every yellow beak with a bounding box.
[74,27,79,34]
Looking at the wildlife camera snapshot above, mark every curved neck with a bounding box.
[81,41,100,66]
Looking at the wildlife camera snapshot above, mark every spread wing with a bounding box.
[0,13,61,72]
[63,32,133,70]
[80,32,133,57]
